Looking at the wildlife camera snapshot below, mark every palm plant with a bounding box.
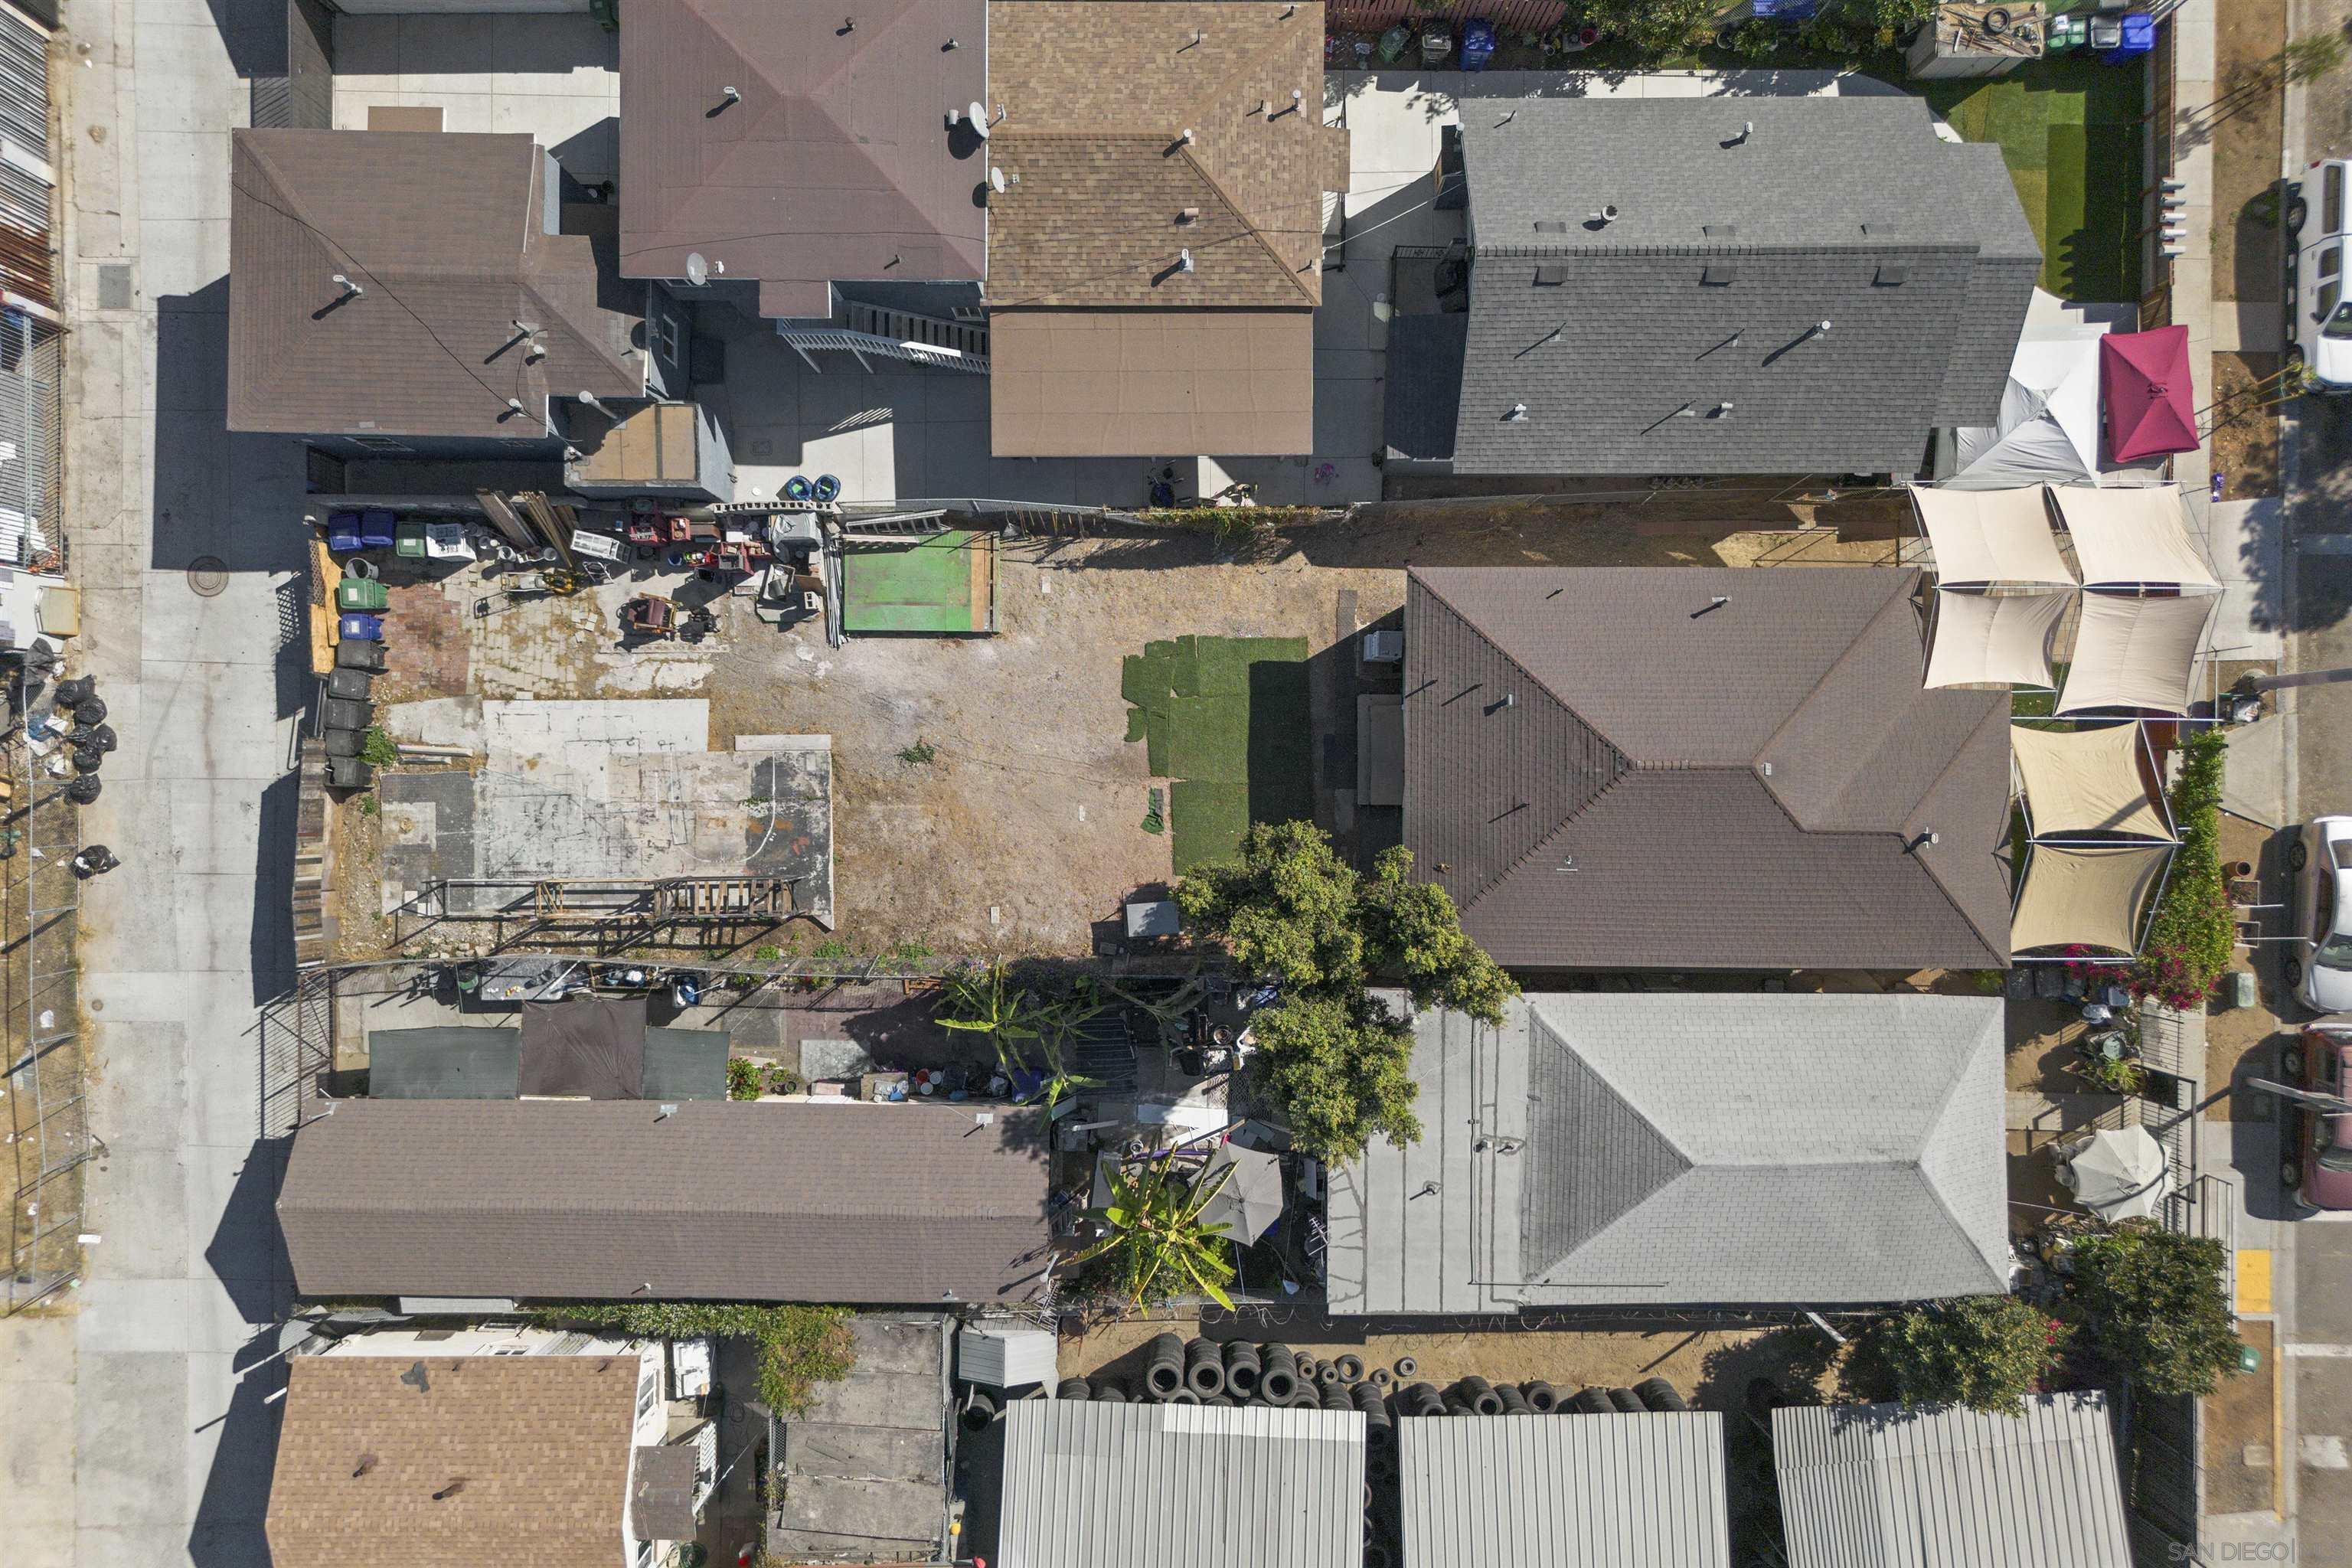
[936,960,1041,1070]
[1068,1153,1237,1309]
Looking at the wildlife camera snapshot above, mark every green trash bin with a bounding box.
[395,521,427,559]
[335,577,390,612]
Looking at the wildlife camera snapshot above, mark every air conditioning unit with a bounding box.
[1362,629,1403,664]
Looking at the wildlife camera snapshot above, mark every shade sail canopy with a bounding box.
[2013,723,2175,841]
[2051,484,2219,590]
[1910,485,2075,586]
[2056,590,2217,715]
[1949,336,2103,489]
[2101,325,2200,463]
[2058,1126,2172,1221]
[2011,843,2171,954]
[1925,587,2072,689]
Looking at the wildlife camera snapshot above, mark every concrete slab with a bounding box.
[76,1351,191,1528]
[83,1148,192,1279]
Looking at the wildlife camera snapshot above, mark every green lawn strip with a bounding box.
[1122,635,1312,873]
[1171,780,1253,872]
[2080,121,2143,301]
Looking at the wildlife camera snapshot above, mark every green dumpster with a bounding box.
[335,577,390,612]
[395,521,428,559]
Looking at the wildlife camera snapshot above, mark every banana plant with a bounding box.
[935,959,1040,1070]
[1069,1152,1237,1310]
[1106,975,1212,1050]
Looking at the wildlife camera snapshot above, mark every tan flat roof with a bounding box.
[989,310,1313,457]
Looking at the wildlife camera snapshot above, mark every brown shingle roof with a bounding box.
[1403,567,2010,971]
[266,1354,638,1568]
[228,130,643,440]
[990,309,1314,455]
[277,1099,1053,1305]
[985,1,1341,308]
[619,0,987,296]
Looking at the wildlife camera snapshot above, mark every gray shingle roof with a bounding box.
[1322,991,2009,1314]
[992,1402,1366,1568]
[1403,566,2011,972]
[1772,1394,2132,1568]
[1400,1413,1730,1568]
[1429,97,2036,476]
[277,1100,1051,1305]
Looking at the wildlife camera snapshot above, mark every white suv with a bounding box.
[2288,160,2352,394]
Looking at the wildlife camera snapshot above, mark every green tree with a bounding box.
[1864,1295,2066,1413]
[1579,0,1716,53]
[2072,1221,2246,1397]
[1070,1152,1237,1308]
[1361,846,1516,1027]
[1175,821,1367,992]
[1246,991,1421,1163]
[2130,730,2232,1008]
[2282,29,2349,87]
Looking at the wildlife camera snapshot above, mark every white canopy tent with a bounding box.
[1909,485,2076,586]
[1947,336,2105,490]
[2010,842,2172,956]
[2012,723,2175,841]
[1925,588,2073,689]
[2050,485,2222,590]
[2056,1126,2173,1222]
[2056,591,2219,716]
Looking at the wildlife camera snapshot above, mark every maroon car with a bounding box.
[2284,1018,2352,1211]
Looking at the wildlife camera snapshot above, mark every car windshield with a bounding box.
[2327,302,2352,340]
[2319,933,2352,970]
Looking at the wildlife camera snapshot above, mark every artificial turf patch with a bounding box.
[1122,635,1312,871]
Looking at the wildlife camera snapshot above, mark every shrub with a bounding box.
[358,726,400,767]
[2129,730,2233,1008]
[528,1302,856,1417]
[1861,1295,2067,1413]
[2071,1221,2246,1397]
[726,1057,763,1099]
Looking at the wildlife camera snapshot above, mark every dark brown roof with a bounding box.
[985,1,1345,309]
[278,1099,1054,1305]
[266,1354,638,1567]
[1403,567,2010,972]
[619,0,987,296]
[631,1443,702,1543]
[228,130,643,439]
[990,310,1313,455]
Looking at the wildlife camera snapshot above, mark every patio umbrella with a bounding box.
[2100,326,2200,464]
[2056,1126,2172,1222]
[1193,1144,1285,1243]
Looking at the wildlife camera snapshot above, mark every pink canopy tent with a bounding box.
[2101,325,2200,464]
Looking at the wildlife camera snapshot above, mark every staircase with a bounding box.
[1070,1008,1139,1094]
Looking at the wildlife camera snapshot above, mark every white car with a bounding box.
[2287,815,2352,1012]
[2288,160,2352,394]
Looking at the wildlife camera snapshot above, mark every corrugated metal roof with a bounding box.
[995,1401,1364,1568]
[1325,992,2008,1314]
[1772,1394,2132,1568]
[1399,1413,1730,1568]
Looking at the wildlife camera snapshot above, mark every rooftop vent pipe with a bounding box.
[1505,402,1528,421]
[331,273,361,297]
[1589,204,1619,225]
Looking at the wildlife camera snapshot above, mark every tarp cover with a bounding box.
[2056,591,2217,715]
[641,1027,730,1102]
[2101,325,2200,463]
[2013,723,2174,841]
[366,1027,521,1100]
[2057,1126,2172,1221]
[2051,484,2220,590]
[1911,485,2075,586]
[2011,843,2171,955]
[1948,336,2103,490]
[1925,587,2071,689]
[519,995,646,1099]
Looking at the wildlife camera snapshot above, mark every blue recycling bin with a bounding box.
[338,612,385,642]
[2103,11,2154,62]
[1460,18,1496,70]
[358,508,398,549]
[326,511,364,553]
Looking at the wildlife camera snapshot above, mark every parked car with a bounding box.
[2288,158,2352,394]
[2285,815,2352,1011]
[2281,1019,2352,1211]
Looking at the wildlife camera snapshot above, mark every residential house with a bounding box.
[1772,1393,2133,1567]
[1322,991,2009,1313]
[1382,97,2039,485]
[266,1323,715,1568]
[275,1099,1052,1305]
[228,129,691,466]
[1397,566,2011,972]
[982,1400,1367,1568]
[616,0,987,322]
[979,1,1350,458]
[1400,1412,1731,1568]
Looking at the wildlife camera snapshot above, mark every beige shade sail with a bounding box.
[2013,723,2174,841]
[2056,591,2216,715]
[1910,485,2076,586]
[2050,484,2221,590]
[2011,843,2172,955]
[1926,587,2073,689]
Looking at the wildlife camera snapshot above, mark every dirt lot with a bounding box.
[2213,351,2285,501]
[2210,0,2287,311]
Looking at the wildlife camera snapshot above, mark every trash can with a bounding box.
[2102,11,2154,61]
[357,508,398,550]
[326,511,365,553]
[335,577,390,612]
[1420,24,1451,65]
[395,521,428,560]
[338,612,386,642]
[1460,18,1496,70]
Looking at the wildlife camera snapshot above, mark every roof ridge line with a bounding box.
[1410,569,1635,757]
[1460,769,1631,918]
[1753,572,1920,799]
[1904,697,2018,962]
[1173,143,1318,305]
[515,279,638,394]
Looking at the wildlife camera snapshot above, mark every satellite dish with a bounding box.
[969,100,990,139]
[685,252,710,287]
[988,167,1006,193]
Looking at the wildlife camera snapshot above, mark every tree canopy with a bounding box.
[1862,1295,2066,1414]
[2071,1221,2246,1397]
